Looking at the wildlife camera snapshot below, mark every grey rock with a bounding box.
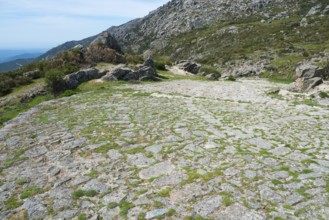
[170,183,212,203]
[102,191,126,203]
[145,209,168,219]
[55,209,78,219]
[64,68,107,90]
[259,186,283,203]
[23,199,48,220]
[152,172,186,187]
[90,32,121,52]
[127,153,155,168]
[107,149,123,160]
[176,60,201,74]
[302,77,323,91]
[194,196,222,216]
[102,58,159,82]
[300,17,308,27]
[294,63,325,80]
[205,73,218,81]
[214,203,266,220]
[245,170,257,179]
[269,146,291,156]
[144,57,156,69]
[323,5,329,14]
[82,179,108,194]
[22,146,48,158]
[307,4,322,16]
[5,136,22,149]
[139,161,174,179]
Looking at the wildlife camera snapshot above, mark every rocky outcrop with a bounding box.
[175,60,201,74]
[102,58,160,81]
[89,32,121,53]
[294,63,325,80]
[64,68,107,90]
[306,4,322,16]
[20,84,48,103]
[288,62,328,92]
[223,60,269,78]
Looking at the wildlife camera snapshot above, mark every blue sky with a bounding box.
[0,0,168,50]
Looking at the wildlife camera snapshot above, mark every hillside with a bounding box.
[29,0,329,80]
[1,1,329,219]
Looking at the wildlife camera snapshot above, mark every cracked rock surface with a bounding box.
[1,79,329,219]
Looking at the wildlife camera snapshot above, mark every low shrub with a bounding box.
[154,56,172,70]
[45,69,65,95]
[199,65,221,78]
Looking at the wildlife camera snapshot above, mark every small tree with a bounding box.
[45,69,65,95]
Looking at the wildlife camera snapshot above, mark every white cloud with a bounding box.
[0,0,169,49]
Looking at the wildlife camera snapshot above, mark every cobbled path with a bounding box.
[0,79,329,219]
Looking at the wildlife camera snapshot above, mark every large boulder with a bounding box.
[301,77,324,91]
[64,68,107,90]
[102,58,159,82]
[294,63,325,80]
[307,5,322,16]
[176,60,201,74]
[90,32,121,52]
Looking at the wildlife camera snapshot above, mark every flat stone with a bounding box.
[194,196,222,216]
[127,153,155,168]
[286,193,304,205]
[139,161,174,179]
[145,209,168,219]
[269,147,291,156]
[22,146,48,158]
[247,138,271,149]
[152,172,186,187]
[107,149,123,160]
[214,203,266,219]
[204,141,217,149]
[55,209,78,219]
[5,136,22,149]
[170,183,212,203]
[224,167,240,176]
[82,179,108,194]
[145,145,162,154]
[259,186,283,203]
[23,199,48,220]
[245,170,257,179]
[263,158,278,166]
[102,191,126,203]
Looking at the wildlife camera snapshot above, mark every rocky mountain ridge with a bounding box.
[39,0,328,58]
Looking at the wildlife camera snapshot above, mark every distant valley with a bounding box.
[0,49,46,73]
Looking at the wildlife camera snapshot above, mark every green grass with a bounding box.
[319,91,329,98]
[20,185,43,199]
[72,190,98,199]
[0,94,53,127]
[108,202,118,209]
[85,170,99,179]
[5,197,23,209]
[78,213,87,220]
[119,200,135,217]
[157,188,171,197]
[94,143,120,154]
[271,179,283,185]
[166,208,176,217]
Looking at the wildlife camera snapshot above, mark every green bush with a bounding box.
[59,90,76,98]
[227,75,236,81]
[199,65,221,78]
[45,69,65,95]
[125,54,144,65]
[154,56,172,70]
